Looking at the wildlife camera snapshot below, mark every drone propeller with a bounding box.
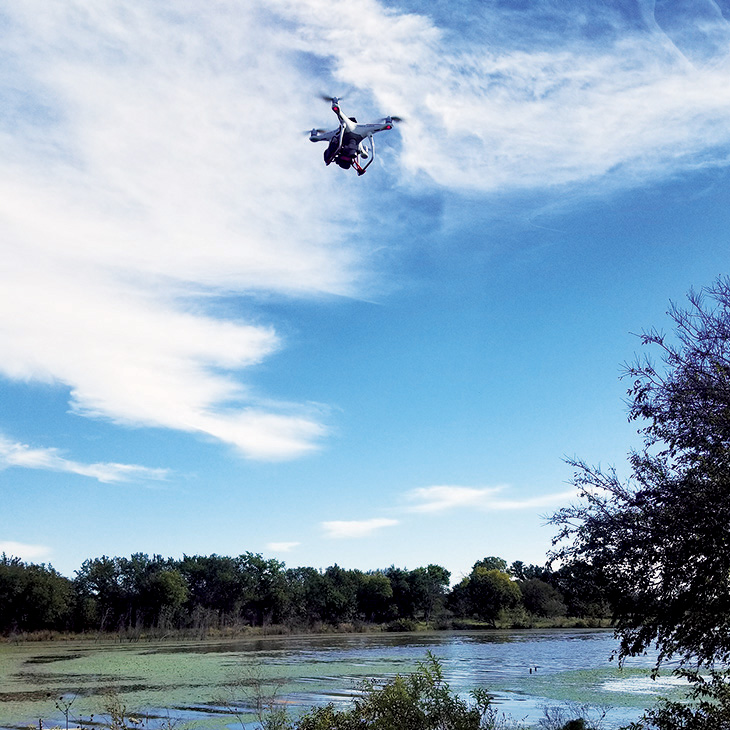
[319,94,341,103]
[382,115,405,123]
[304,128,328,135]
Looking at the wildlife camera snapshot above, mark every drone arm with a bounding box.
[330,100,358,134]
[309,129,339,143]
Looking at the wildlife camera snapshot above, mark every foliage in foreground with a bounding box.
[254,653,525,730]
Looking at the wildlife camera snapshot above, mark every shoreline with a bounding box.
[0,616,613,645]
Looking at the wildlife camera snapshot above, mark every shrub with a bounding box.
[386,618,417,632]
[290,653,524,730]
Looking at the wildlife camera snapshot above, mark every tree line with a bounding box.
[0,550,610,636]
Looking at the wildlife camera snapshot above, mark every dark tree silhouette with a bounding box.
[551,277,730,668]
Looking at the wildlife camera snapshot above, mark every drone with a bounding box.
[308,96,403,175]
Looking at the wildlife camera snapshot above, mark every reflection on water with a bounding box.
[602,675,689,695]
[0,630,674,730]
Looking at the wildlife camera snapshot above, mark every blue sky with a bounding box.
[1,0,729,581]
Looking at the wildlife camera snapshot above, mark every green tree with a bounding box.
[509,561,548,582]
[518,578,566,618]
[551,278,730,668]
[320,565,359,623]
[384,566,416,619]
[472,557,508,573]
[449,559,520,626]
[0,555,28,633]
[285,566,329,625]
[237,553,289,626]
[118,553,169,628]
[0,555,73,633]
[548,561,609,619]
[550,278,730,724]
[178,554,244,623]
[356,571,393,623]
[74,556,126,631]
[23,563,74,630]
[467,568,521,625]
[409,565,451,620]
[384,565,451,622]
[144,569,188,627]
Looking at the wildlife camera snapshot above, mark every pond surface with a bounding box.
[0,630,679,729]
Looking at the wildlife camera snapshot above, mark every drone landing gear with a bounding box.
[356,136,376,176]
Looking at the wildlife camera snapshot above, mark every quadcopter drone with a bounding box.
[308,96,403,175]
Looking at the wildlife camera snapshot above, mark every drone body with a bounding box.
[309,97,402,175]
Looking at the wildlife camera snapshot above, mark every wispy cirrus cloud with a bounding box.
[322,518,399,539]
[319,485,574,541]
[406,485,577,513]
[0,435,169,484]
[273,0,730,192]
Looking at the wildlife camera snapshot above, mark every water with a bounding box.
[0,630,677,729]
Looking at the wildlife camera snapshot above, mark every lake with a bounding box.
[0,630,678,729]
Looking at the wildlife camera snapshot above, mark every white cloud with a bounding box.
[0,1,366,460]
[266,541,301,553]
[271,0,730,192]
[318,486,574,543]
[407,485,577,513]
[322,518,399,539]
[0,540,51,562]
[406,485,503,513]
[0,435,169,484]
[6,0,730,465]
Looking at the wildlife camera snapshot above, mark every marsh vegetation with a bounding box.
[0,630,665,730]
